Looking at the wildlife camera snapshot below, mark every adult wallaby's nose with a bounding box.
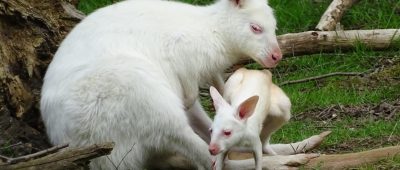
[271,47,282,62]
[208,144,219,155]
[262,47,283,68]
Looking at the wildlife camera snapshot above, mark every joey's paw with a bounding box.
[304,131,331,151]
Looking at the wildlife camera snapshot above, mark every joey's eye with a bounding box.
[209,128,213,134]
[250,23,263,34]
[223,130,231,136]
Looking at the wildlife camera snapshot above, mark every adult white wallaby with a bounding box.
[208,68,290,170]
[40,0,324,169]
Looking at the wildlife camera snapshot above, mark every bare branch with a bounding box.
[3,144,68,164]
[0,142,114,169]
[0,142,23,151]
[279,71,368,86]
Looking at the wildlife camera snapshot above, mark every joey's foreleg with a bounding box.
[186,99,213,143]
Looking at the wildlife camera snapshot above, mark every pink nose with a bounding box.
[208,144,219,155]
[262,47,283,68]
[271,48,282,62]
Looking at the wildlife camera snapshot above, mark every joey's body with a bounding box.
[209,68,291,170]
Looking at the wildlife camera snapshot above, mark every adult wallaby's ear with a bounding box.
[228,0,245,7]
[210,86,228,111]
[236,95,259,121]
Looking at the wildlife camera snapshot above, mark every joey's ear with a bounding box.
[236,95,259,120]
[210,86,229,111]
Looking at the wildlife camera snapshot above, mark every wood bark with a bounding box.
[0,0,83,127]
[278,29,399,56]
[0,142,114,170]
[316,0,360,31]
[228,145,400,169]
[0,0,84,157]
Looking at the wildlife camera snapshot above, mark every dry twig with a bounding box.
[279,71,367,86]
[0,144,68,164]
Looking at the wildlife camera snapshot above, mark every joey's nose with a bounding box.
[208,144,219,155]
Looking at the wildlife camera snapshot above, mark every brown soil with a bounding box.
[294,99,400,121]
[0,105,50,157]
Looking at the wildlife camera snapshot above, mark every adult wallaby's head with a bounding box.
[215,0,282,68]
[208,86,259,155]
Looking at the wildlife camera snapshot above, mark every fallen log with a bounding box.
[278,29,400,56]
[0,142,114,170]
[235,29,400,66]
[316,0,360,31]
[228,145,400,169]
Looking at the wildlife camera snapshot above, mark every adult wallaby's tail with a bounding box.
[306,145,400,169]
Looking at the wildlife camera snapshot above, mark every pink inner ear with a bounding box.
[239,107,247,119]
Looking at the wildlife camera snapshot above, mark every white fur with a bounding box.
[209,68,291,170]
[40,0,283,169]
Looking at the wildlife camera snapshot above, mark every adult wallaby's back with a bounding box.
[40,0,283,169]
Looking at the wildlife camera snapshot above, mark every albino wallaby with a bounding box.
[209,68,290,170]
[40,0,325,169]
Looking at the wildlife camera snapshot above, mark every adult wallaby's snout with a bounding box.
[264,47,283,68]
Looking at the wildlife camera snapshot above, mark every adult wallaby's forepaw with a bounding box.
[281,153,319,170]
[283,153,320,166]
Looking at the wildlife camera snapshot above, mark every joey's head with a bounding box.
[208,86,259,155]
[216,0,281,68]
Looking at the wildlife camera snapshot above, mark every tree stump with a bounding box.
[0,0,83,155]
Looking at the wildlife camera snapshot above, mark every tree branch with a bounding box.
[1,144,68,164]
[279,71,369,86]
[0,142,114,170]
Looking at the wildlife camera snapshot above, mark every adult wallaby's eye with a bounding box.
[209,128,213,134]
[250,23,263,34]
[223,130,231,136]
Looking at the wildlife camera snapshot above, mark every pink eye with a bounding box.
[223,130,231,136]
[250,23,263,34]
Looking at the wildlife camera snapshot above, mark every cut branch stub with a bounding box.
[316,0,360,31]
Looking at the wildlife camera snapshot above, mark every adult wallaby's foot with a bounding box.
[224,153,320,170]
[268,131,331,155]
[300,131,332,152]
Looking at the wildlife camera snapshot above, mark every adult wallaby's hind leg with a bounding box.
[167,124,212,170]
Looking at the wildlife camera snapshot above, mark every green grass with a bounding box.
[272,117,400,149]
[77,0,400,167]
